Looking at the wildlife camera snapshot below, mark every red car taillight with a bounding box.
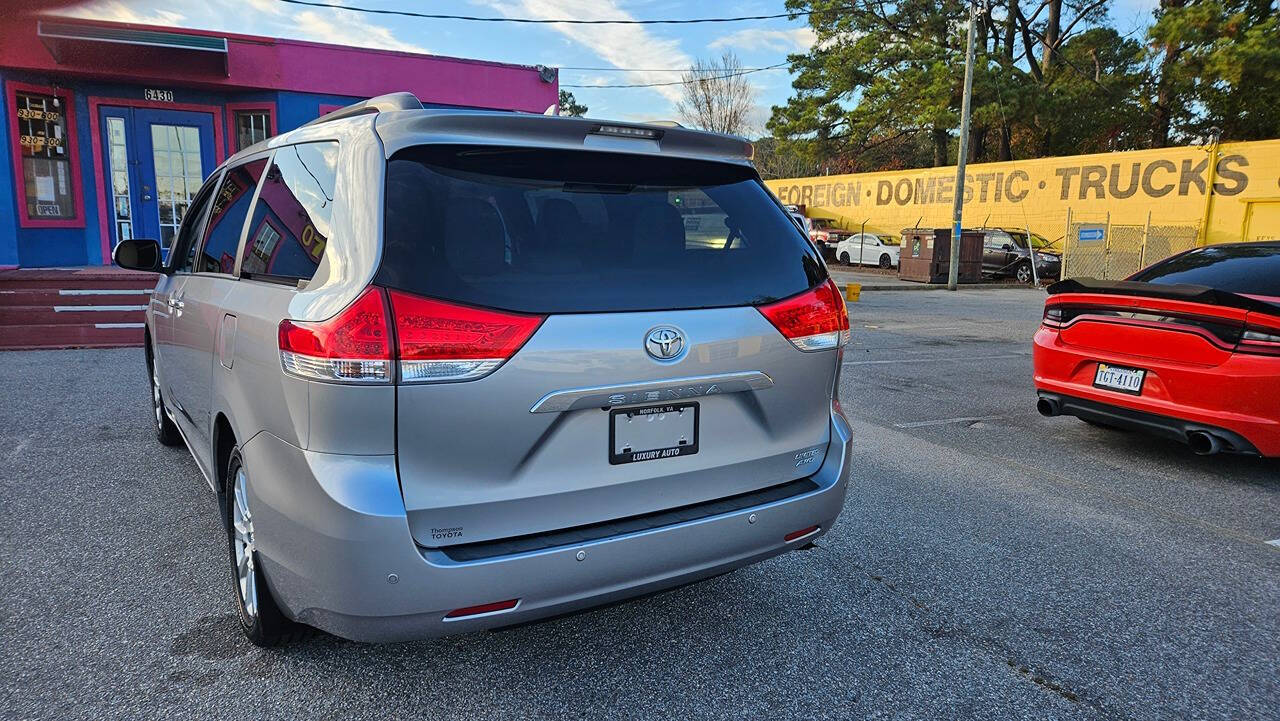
[1042,306,1065,328]
[757,279,850,351]
[1238,325,1280,356]
[388,289,545,382]
[278,287,393,383]
[279,286,545,384]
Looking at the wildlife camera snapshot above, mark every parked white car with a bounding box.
[835,233,900,269]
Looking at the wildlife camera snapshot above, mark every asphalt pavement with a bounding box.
[2,288,1277,720]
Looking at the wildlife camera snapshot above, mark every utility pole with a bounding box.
[948,0,979,291]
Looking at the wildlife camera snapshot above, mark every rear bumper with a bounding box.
[1032,327,1280,456]
[1036,391,1260,454]
[241,410,852,642]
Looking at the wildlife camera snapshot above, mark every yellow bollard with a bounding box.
[845,283,861,302]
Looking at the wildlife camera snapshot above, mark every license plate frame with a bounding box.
[609,402,699,465]
[1092,362,1146,395]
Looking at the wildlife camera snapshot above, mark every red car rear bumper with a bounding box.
[1032,327,1280,456]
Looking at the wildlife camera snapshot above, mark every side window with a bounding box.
[198,159,268,274]
[239,142,338,282]
[168,173,220,273]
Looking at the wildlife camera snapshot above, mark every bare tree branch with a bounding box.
[675,51,756,136]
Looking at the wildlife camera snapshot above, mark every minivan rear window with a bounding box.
[378,146,824,314]
[1130,243,1280,297]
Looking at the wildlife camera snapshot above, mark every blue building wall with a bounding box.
[0,69,366,268]
[0,71,18,268]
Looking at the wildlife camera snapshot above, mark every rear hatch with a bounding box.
[1045,271,1280,368]
[377,145,841,548]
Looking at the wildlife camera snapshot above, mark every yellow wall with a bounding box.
[764,139,1280,246]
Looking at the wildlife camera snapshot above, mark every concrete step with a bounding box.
[0,305,146,326]
[0,323,144,350]
[0,268,159,291]
[0,288,152,306]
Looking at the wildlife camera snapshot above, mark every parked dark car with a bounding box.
[975,227,1061,283]
[808,218,848,258]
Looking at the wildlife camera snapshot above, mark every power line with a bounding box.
[561,63,789,88]
[276,0,833,24]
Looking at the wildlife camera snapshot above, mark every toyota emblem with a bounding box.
[645,327,685,360]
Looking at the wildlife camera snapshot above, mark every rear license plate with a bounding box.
[609,402,699,465]
[1093,362,1146,394]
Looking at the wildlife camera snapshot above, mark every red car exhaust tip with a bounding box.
[443,599,520,620]
[784,525,821,543]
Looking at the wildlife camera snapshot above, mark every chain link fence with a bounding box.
[829,205,1202,282]
[1060,209,1201,281]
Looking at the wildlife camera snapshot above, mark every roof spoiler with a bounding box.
[1047,278,1279,314]
[303,91,423,128]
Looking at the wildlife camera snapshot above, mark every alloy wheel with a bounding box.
[151,368,163,430]
[232,468,258,622]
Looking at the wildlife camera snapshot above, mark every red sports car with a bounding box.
[1034,241,1280,457]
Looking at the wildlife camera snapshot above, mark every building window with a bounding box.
[105,116,133,243]
[234,111,271,151]
[13,90,76,221]
[151,124,205,250]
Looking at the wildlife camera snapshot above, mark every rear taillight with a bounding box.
[1238,326,1280,356]
[757,279,850,351]
[389,290,545,382]
[1043,306,1064,328]
[279,287,544,384]
[278,287,392,383]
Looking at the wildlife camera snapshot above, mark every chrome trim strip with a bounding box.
[529,371,774,413]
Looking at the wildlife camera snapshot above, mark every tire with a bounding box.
[147,350,182,447]
[838,252,850,265]
[879,253,892,269]
[1015,262,1034,284]
[226,448,304,646]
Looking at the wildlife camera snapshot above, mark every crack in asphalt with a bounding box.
[805,539,1132,721]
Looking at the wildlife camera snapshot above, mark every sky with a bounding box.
[63,0,1162,134]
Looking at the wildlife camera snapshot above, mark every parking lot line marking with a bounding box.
[894,415,1006,428]
[844,352,1029,366]
[1267,539,1280,549]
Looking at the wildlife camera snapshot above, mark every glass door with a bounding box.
[99,110,140,248]
[100,107,216,256]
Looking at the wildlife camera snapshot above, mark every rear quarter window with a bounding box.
[1131,244,1280,297]
[240,141,338,283]
[377,146,824,313]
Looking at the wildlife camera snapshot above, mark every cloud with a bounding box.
[292,9,430,53]
[60,0,428,55]
[710,27,816,53]
[59,0,185,26]
[474,0,693,105]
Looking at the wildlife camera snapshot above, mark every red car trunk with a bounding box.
[1034,271,1280,457]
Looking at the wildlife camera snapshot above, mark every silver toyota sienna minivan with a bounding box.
[114,93,852,645]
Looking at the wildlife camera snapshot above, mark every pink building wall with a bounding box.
[0,16,557,113]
